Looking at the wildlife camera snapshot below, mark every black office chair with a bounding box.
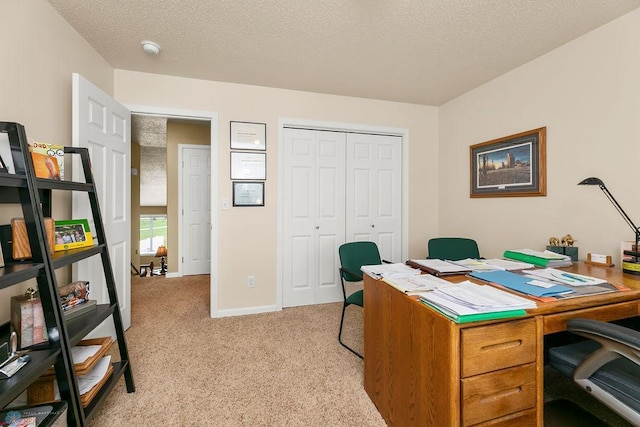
[337,241,385,359]
[548,318,640,425]
[427,237,480,261]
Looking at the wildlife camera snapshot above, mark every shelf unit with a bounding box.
[0,122,134,426]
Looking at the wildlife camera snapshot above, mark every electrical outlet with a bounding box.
[247,276,255,288]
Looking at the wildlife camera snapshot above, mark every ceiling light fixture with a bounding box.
[141,40,161,55]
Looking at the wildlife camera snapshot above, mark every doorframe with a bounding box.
[277,118,409,310]
[178,143,212,277]
[126,104,220,318]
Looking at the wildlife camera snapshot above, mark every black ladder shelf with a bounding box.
[0,122,134,426]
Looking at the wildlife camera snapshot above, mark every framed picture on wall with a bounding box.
[470,127,546,198]
[230,121,266,151]
[233,182,265,207]
[230,152,266,180]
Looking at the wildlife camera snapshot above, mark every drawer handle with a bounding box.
[480,339,522,352]
[480,386,522,404]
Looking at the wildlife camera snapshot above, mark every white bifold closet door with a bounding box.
[282,128,402,308]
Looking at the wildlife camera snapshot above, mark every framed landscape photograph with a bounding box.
[470,127,546,198]
[54,219,94,251]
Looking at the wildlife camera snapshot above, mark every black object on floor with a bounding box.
[545,399,609,426]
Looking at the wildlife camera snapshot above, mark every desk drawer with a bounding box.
[461,363,536,426]
[461,318,536,377]
[544,301,640,334]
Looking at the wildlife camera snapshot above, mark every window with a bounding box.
[140,215,167,255]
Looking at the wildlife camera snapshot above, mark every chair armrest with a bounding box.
[567,318,640,378]
[340,266,363,281]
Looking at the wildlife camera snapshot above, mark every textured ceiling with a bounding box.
[131,115,166,147]
[48,0,640,105]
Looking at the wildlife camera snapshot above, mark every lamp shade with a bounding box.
[155,245,167,257]
[578,177,605,186]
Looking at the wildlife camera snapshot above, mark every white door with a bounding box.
[282,128,346,307]
[346,133,402,262]
[181,145,211,275]
[72,73,131,331]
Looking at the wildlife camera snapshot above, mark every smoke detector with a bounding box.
[141,40,161,55]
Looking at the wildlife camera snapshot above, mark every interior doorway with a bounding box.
[131,115,212,277]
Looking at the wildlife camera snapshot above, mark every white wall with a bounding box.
[439,9,640,264]
[0,0,114,322]
[114,71,438,311]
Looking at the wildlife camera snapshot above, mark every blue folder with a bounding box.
[470,270,573,297]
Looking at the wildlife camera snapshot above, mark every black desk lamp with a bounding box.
[578,177,640,275]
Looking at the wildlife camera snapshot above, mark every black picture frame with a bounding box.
[470,127,546,198]
[230,121,267,151]
[233,182,265,207]
[0,123,27,175]
[230,152,266,180]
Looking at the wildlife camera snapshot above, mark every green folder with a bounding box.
[503,250,558,267]
[420,300,527,324]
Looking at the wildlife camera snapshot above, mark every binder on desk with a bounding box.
[406,259,471,276]
[470,270,573,298]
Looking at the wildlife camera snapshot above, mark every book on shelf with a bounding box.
[503,248,572,268]
[29,141,64,180]
[63,299,97,320]
[406,259,471,276]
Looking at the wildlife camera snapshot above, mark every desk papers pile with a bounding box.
[360,263,421,279]
[418,280,536,323]
[383,274,455,294]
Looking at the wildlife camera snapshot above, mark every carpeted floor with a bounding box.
[89,275,384,426]
[89,274,634,426]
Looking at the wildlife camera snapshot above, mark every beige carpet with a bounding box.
[89,275,385,426]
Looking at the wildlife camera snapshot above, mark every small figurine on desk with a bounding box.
[549,237,560,246]
[561,234,576,247]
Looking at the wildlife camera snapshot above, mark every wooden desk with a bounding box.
[363,263,640,426]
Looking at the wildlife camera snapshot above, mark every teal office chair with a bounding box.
[549,318,640,425]
[427,237,480,261]
[338,241,384,359]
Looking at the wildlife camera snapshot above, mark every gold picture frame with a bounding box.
[470,127,546,198]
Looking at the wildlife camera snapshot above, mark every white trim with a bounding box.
[214,304,279,318]
[277,117,409,310]
[165,272,181,279]
[126,104,220,318]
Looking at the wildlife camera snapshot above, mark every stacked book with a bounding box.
[418,280,536,323]
[503,249,572,268]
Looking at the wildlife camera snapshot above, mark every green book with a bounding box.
[420,300,526,324]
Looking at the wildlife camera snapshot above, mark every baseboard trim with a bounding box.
[165,272,181,278]
[214,305,279,318]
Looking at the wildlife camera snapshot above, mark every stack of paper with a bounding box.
[383,274,454,294]
[418,280,536,323]
[503,249,572,268]
[484,258,535,270]
[360,263,421,279]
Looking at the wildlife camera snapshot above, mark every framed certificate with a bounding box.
[230,152,266,180]
[230,121,266,151]
[233,182,265,207]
